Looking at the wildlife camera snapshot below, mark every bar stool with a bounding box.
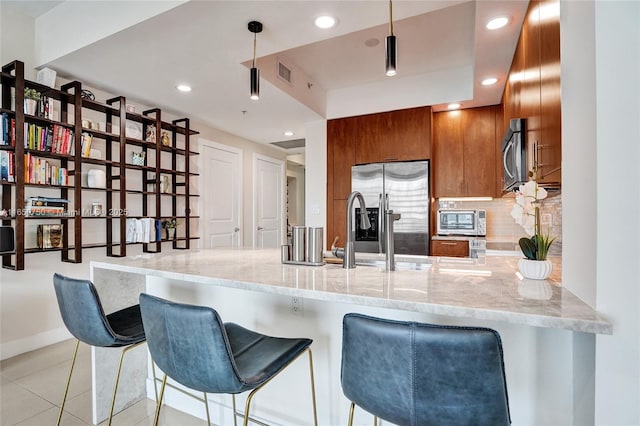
[53,273,156,426]
[139,293,318,426]
[341,313,511,426]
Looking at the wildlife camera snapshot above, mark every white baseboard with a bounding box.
[1,327,72,360]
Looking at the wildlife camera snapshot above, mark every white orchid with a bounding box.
[511,179,555,260]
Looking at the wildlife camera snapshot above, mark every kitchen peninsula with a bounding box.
[90,248,610,425]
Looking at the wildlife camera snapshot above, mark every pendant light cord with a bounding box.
[252,33,257,68]
[389,0,394,35]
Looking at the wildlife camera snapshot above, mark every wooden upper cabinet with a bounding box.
[463,107,497,197]
[355,106,431,164]
[433,106,499,198]
[502,0,561,188]
[327,117,357,200]
[538,0,561,185]
[433,111,464,197]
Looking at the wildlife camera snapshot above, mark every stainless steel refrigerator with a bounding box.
[351,160,430,256]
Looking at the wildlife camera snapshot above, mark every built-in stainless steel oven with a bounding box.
[437,210,486,237]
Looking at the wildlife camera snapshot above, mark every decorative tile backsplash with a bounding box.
[437,193,562,256]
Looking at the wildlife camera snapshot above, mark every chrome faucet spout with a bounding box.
[344,191,370,269]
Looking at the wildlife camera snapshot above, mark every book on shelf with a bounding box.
[37,224,63,249]
[80,132,92,158]
[0,150,15,182]
[26,196,69,216]
[1,113,16,147]
[23,123,73,155]
[23,153,68,185]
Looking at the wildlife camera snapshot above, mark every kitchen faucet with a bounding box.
[335,191,371,269]
[384,210,401,271]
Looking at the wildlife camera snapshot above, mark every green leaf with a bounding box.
[519,237,537,260]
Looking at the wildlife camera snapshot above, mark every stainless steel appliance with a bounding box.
[437,209,487,236]
[351,160,430,255]
[502,118,527,192]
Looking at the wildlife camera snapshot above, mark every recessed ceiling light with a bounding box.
[315,15,337,29]
[176,84,192,92]
[284,131,294,137]
[481,77,498,86]
[364,38,380,47]
[448,103,461,110]
[486,16,509,30]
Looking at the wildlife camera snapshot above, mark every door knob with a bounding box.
[257,226,264,231]
[234,227,240,232]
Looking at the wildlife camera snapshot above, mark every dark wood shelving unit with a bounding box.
[0,60,199,270]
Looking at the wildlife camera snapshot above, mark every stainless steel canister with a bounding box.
[307,227,324,263]
[291,226,306,262]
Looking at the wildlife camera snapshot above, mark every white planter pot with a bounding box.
[24,99,37,115]
[518,259,553,280]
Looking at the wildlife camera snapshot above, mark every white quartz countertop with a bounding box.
[91,248,611,335]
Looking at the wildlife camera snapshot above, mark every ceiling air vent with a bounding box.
[277,60,293,85]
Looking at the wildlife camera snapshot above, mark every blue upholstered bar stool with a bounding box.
[53,273,156,426]
[341,313,511,426]
[139,293,318,426]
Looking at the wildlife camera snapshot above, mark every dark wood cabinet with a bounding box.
[433,106,499,198]
[326,107,431,249]
[502,0,561,187]
[0,60,198,270]
[431,239,469,257]
[355,106,431,164]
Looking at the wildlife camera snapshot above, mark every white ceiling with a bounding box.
[6,0,528,147]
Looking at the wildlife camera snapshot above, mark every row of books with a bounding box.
[24,123,74,155]
[24,153,69,186]
[33,96,56,121]
[0,151,15,182]
[1,113,16,147]
[26,197,70,217]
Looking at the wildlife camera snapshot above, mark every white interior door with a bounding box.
[201,141,242,247]
[253,154,285,248]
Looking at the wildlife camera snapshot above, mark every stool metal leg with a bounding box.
[153,374,168,426]
[232,395,238,426]
[203,392,211,425]
[56,339,80,426]
[307,348,318,426]
[348,401,356,426]
[108,340,145,426]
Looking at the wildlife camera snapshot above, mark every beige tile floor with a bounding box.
[0,339,203,425]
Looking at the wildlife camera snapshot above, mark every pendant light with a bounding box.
[248,21,263,100]
[385,0,397,76]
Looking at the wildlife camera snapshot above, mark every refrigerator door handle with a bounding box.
[378,193,384,253]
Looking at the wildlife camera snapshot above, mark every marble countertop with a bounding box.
[91,248,611,335]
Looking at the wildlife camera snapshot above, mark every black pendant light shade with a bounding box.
[385,0,397,76]
[250,67,260,100]
[248,20,263,100]
[385,35,397,76]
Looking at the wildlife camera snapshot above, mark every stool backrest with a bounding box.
[53,273,119,347]
[341,313,511,426]
[139,293,244,394]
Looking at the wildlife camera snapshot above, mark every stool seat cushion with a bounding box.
[139,293,312,395]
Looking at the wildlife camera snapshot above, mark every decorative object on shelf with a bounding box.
[160,175,170,193]
[248,20,263,100]
[162,218,177,240]
[87,169,106,188]
[91,201,104,217]
[0,226,15,253]
[511,178,556,280]
[24,88,41,115]
[88,148,101,160]
[126,104,136,113]
[80,89,95,100]
[131,151,146,166]
[385,0,397,76]
[125,121,142,139]
[37,224,63,249]
[36,67,57,88]
[160,131,170,147]
[145,125,156,143]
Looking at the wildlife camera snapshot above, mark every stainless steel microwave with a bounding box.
[502,118,527,192]
[437,210,486,236]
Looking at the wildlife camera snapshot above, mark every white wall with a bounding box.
[592,1,640,424]
[304,120,326,230]
[0,5,37,80]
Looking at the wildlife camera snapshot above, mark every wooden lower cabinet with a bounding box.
[431,239,469,257]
